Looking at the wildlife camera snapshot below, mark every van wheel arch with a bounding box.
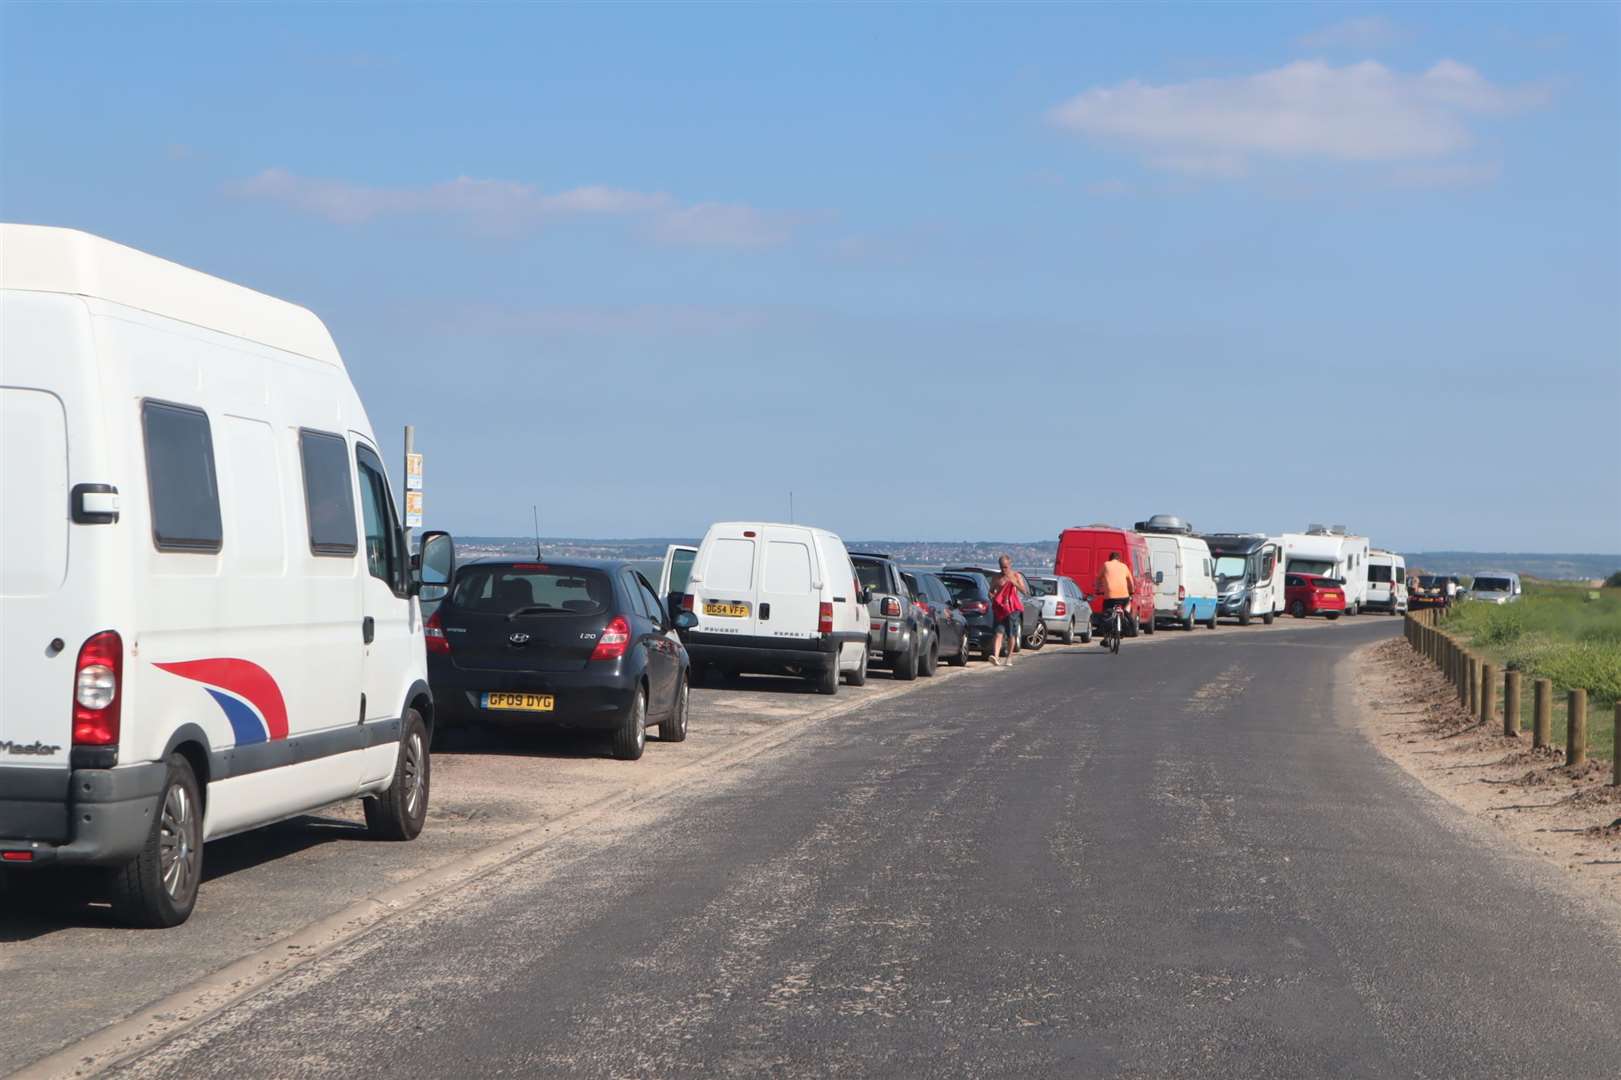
[160,725,214,812]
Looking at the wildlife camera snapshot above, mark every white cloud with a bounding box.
[1049,60,1547,182]
[1295,16,1405,51]
[230,168,794,248]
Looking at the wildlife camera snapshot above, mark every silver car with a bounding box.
[1469,571,1522,605]
[1027,574,1092,644]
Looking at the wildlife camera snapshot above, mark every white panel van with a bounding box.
[0,225,452,926]
[1143,534,1220,630]
[671,522,870,693]
[1366,550,1408,614]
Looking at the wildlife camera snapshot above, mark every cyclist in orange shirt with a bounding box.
[1095,551,1136,642]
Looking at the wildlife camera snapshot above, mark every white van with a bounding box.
[1366,550,1407,614]
[1142,533,1219,630]
[0,225,452,926]
[670,522,869,693]
[1201,533,1284,625]
[1282,526,1372,615]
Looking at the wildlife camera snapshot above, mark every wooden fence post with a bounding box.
[1503,670,1520,738]
[1480,662,1496,726]
[1614,704,1619,787]
[1565,689,1587,768]
[1533,679,1551,749]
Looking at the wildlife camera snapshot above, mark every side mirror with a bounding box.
[673,610,699,631]
[859,586,873,605]
[413,530,454,597]
[1154,571,1164,584]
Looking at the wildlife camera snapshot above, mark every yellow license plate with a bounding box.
[481,692,554,712]
[704,601,750,617]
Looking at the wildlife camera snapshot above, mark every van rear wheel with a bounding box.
[816,660,839,695]
[844,646,868,686]
[109,753,203,928]
[365,709,430,839]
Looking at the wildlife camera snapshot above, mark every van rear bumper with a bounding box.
[685,630,865,672]
[0,763,166,867]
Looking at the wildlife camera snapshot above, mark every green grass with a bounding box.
[1435,582,1620,763]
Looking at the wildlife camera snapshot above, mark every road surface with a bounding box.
[33,619,1621,1076]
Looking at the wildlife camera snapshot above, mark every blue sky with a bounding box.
[4,2,1617,550]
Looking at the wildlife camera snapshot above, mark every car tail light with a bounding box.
[1,851,34,862]
[72,630,122,747]
[881,597,901,617]
[916,601,931,614]
[424,610,451,654]
[960,599,988,615]
[1054,601,1066,617]
[681,593,694,612]
[591,616,631,661]
[819,602,834,634]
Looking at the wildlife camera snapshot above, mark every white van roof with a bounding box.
[1,223,343,368]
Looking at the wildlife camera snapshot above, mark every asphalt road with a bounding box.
[67,620,1621,1075]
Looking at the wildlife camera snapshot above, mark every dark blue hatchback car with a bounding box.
[426,558,692,760]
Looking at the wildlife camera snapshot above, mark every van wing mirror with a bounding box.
[413,530,455,597]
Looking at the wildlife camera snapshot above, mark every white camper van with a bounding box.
[673,522,870,693]
[0,225,451,926]
[1201,533,1284,625]
[1282,526,1371,615]
[1366,550,1408,614]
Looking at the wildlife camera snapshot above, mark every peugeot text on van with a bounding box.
[0,225,449,926]
[673,523,869,693]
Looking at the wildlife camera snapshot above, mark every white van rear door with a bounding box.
[757,528,819,640]
[692,531,759,636]
[658,544,698,617]
[1,292,104,771]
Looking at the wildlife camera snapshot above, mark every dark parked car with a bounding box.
[426,558,692,761]
[852,552,926,679]
[902,569,971,669]
[943,566,1047,653]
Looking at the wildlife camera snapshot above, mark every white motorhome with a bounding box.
[1366,550,1408,614]
[1282,525,1371,615]
[673,522,870,693]
[1200,533,1284,625]
[0,225,450,926]
[1136,516,1219,630]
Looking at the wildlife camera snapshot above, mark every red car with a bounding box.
[1285,573,1345,619]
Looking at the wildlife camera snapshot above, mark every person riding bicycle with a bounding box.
[1095,551,1136,642]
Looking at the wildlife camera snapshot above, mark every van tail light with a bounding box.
[1178,585,1186,602]
[591,616,631,661]
[818,603,834,634]
[960,599,989,615]
[1054,601,1066,617]
[72,630,122,746]
[424,610,451,654]
[681,593,694,612]
[881,597,901,618]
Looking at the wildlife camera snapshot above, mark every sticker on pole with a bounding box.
[406,452,424,492]
[405,490,423,528]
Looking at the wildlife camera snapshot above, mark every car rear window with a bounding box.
[450,564,612,616]
[1473,576,1513,592]
[939,574,984,603]
[854,559,888,593]
[1026,578,1056,597]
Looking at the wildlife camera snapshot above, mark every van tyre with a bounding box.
[845,646,868,686]
[1142,612,1155,635]
[365,709,430,840]
[948,633,969,667]
[920,637,939,677]
[658,677,689,743]
[1238,609,1251,627]
[1182,612,1195,631]
[1206,609,1219,629]
[816,660,839,696]
[108,753,203,928]
[893,641,918,681]
[1263,610,1275,625]
[610,688,648,760]
[1125,612,1140,638]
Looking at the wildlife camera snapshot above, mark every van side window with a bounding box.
[299,430,358,556]
[142,400,223,552]
[354,445,403,591]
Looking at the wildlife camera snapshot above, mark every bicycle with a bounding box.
[1102,602,1126,654]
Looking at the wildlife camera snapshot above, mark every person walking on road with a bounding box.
[1095,551,1137,644]
[989,555,1029,668]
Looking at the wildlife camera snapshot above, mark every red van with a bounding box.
[1054,526,1157,637]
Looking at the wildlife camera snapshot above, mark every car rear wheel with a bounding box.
[1060,618,1075,644]
[611,687,648,760]
[1326,611,1341,621]
[845,645,868,686]
[658,677,689,743]
[920,636,939,676]
[108,753,203,928]
[1290,600,1306,618]
[948,632,969,667]
[893,640,918,681]
[365,709,430,840]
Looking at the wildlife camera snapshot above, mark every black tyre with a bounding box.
[1060,618,1075,645]
[1142,611,1155,635]
[1238,608,1251,627]
[108,753,203,928]
[920,636,939,676]
[611,687,648,760]
[1182,612,1195,631]
[816,659,839,695]
[1125,611,1139,638]
[947,632,969,667]
[845,645,869,686]
[1206,609,1219,629]
[658,676,689,742]
[1024,620,1046,650]
[1290,600,1306,618]
[1263,611,1275,625]
[365,708,430,840]
[893,639,918,681]
[1326,611,1342,621]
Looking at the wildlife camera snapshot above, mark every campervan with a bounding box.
[0,225,448,926]
[1201,533,1284,625]
[1282,526,1371,615]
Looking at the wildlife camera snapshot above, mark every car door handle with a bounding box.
[362,616,375,644]
[759,602,771,620]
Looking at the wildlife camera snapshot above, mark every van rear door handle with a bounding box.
[759,603,771,620]
[362,616,375,644]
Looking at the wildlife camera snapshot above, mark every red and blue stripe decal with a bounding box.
[155,659,289,745]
